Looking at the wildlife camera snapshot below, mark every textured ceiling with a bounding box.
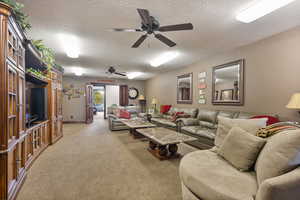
[18,0,300,79]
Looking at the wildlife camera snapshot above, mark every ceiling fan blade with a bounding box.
[154,34,176,47]
[158,23,194,32]
[114,72,127,77]
[137,9,151,26]
[131,34,148,48]
[109,28,142,32]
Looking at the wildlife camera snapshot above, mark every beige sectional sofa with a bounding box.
[151,107,199,131]
[180,117,300,200]
[179,109,263,149]
[107,106,140,131]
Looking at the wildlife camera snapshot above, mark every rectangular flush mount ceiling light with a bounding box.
[236,0,296,23]
[127,72,143,79]
[72,67,84,76]
[150,52,179,67]
[58,34,80,58]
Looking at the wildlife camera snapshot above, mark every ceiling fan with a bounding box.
[106,66,127,77]
[110,8,194,48]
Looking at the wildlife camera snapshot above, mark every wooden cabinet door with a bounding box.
[7,146,18,196]
[86,84,93,124]
[17,72,25,135]
[7,64,18,145]
[24,131,33,167]
[17,41,25,71]
[56,119,62,137]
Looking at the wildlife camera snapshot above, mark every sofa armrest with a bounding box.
[256,167,300,200]
[108,114,118,119]
[176,118,199,126]
[151,113,163,118]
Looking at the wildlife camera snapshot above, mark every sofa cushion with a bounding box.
[118,109,131,119]
[215,117,268,148]
[255,129,300,185]
[198,109,218,122]
[217,110,237,120]
[251,115,280,126]
[218,127,266,171]
[182,126,216,139]
[151,118,177,127]
[237,112,257,119]
[180,150,258,200]
[197,109,218,128]
[171,112,184,122]
[178,118,199,126]
[160,105,172,114]
[168,107,198,118]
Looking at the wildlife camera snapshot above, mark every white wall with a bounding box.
[106,85,119,115]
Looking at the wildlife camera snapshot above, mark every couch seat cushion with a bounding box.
[180,150,258,200]
[255,129,300,185]
[151,118,177,127]
[215,117,268,148]
[218,127,266,171]
[182,126,216,139]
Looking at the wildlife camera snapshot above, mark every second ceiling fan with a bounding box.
[111,8,194,48]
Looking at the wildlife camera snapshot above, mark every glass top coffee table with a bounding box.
[121,118,156,138]
[136,127,197,160]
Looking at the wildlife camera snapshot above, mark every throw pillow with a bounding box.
[255,129,300,185]
[215,117,268,148]
[218,127,266,171]
[171,112,184,122]
[160,105,172,114]
[256,122,300,138]
[118,109,131,119]
[251,115,280,126]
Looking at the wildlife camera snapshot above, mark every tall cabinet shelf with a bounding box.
[0,3,63,200]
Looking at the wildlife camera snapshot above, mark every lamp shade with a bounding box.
[151,97,158,105]
[286,93,300,109]
[138,95,145,100]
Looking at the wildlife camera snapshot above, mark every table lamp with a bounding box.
[151,97,158,113]
[286,93,300,115]
[138,95,146,113]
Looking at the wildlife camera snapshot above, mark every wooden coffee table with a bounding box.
[137,127,197,160]
[121,118,156,138]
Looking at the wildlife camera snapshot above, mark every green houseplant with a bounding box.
[32,39,56,70]
[0,0,31,31]
[26,68,48,80]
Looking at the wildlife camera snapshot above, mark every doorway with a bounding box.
[86,83,121,123]
[93,86,105,120]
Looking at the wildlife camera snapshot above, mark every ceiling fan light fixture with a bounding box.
[58,33,80,58]
[150,52,179,67]
[72,67,84,76]
[127,72,143,79]
[236,0,296,23]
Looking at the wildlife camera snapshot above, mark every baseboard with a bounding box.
[63,121,86,123]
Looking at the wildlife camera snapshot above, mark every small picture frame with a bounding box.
[198,99,206,104]
[198,72,206,79]
[199,90,205,95]
[199,94,206,99]
[198,78,206,83]
[198,83,207,89]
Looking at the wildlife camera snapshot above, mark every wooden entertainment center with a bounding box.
[0,3,63,200]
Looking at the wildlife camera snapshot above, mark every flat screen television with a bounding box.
[30,88,48,121]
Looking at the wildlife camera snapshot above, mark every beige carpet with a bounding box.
[17,114,197,200]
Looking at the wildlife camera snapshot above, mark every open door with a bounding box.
[86,84,94,124]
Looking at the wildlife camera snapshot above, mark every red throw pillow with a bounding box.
[172,112,184,122]
[160,105,172,114]
[118,109,131,119]
[251,115,280,126]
